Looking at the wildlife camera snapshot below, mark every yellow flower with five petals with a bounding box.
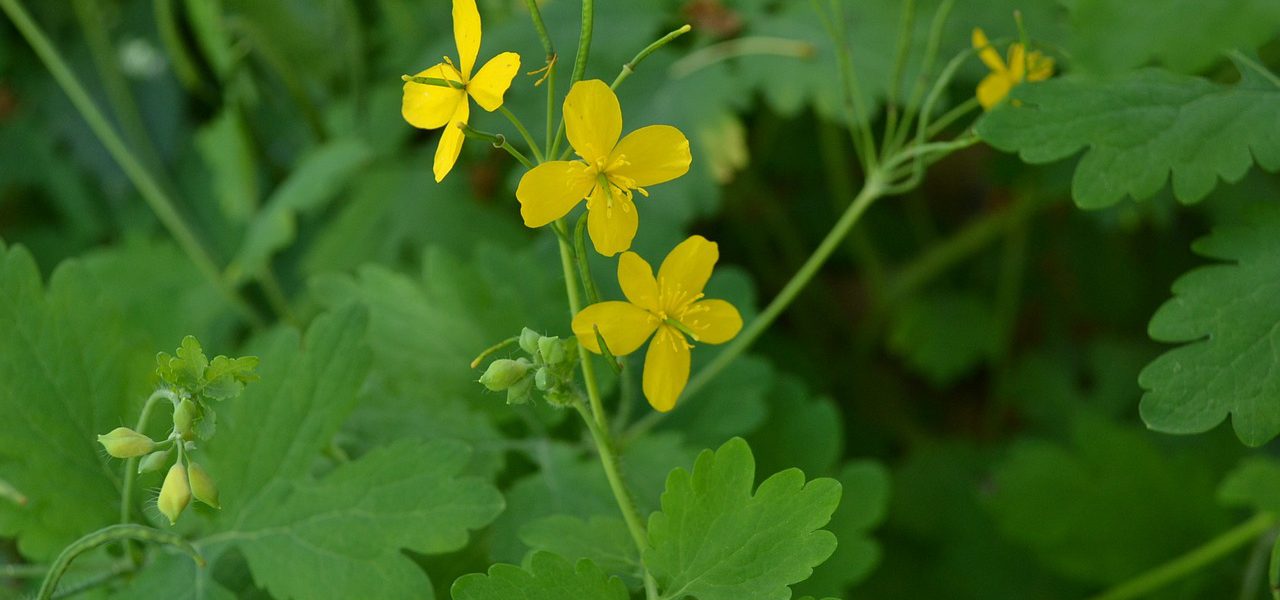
[972,28,1053,110]
[402,0,521,182]
[517,80,692,257]
[572,236,742,412]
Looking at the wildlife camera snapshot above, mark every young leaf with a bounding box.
[645,437,841,600]
[1218,458,1280,514]
[978,64,1280,209]
[451,552,629,600]
[1138,209,1280,446]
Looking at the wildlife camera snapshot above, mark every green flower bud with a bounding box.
[97,427,155,459]
[158,463,191,525]
[138,448,171,474]
[173,398,198,441]
[479,358,531,391]
[518,328,542,355]
[544,388,574,407]
[506,376,534,405]
[534,367,552,391]
[537,336,566,365]
[187,461,220,509]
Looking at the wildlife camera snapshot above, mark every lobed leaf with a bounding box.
[451,552,629,600]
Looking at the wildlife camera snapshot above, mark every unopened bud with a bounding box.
[173,398,198,440]
[158,463,191,525]
[506,376,534,405]
[534,367,552,391]
[138,448,171,474]
[97,427,155,459]
[518,328,542,355]
[479,358,531,391]
[537,336,566,365]
[187,461,220,509]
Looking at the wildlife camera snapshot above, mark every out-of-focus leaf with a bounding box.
[746,374,843,477]
[888,290,999,387]
[1218,457,1280,514]
[1139,208,1280,446]
[195,106,259,222]
[451,552,629,600]
[978,64,1280,209]
[792,460,890,598]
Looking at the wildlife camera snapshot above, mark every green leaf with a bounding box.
[792,461,890,597]
[202,355,261,400]
[451,552,629,600]
[195,106,258,222]
[746,374,843,478]
[1218,458,1280,514]
[646,437,841,600]
[1066,0,1280,75]
[1138,208,1280,446]
[887,290,1000,387]
[229,138,372,283]
[977,65,1280,209]
[519,516,640,586]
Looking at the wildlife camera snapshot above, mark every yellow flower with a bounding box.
[972,28,1054,110]
[402,0,521,182]
[572,236,742,411]
[516,80,692,257]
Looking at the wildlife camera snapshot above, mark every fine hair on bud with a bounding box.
[97,427,155,459]
[158,463,191,525]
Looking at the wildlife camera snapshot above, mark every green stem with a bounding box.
[556,220,606,428]
[569,0,593,85]
[500,105,545,163]
[460,125,534,169]
[573,214,601,305]
[813,0,877,172]
[879,0,915,160]
[522,0,557,160]
[470,336,520,369]
[152,0,210,97]
[37,524,204,600]
[119,388,176,565]
[1,0,264,327]
[887,0,954,156]
[571,397,658,600]
[1,563,48,578]
[613,23,693,87]
[925,96,980,138]
[1090,513,1277,600]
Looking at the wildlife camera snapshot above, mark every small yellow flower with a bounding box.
[572,236,742,411]
[517,80,692,257]
[402,0,521,182]
[972,28,1054,110]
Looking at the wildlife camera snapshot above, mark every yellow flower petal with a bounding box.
[453,0,481,79]
[586,185,638,257]
[1027,51,1054,82]
[643,326,690,412]
[618,251,660,311]
[564,80,622,165]
[1007,43,1027,81]
[516,161,593,227]
[402,64,465,130]
[433,102,469,182]
[976,73,1012,110]
[469,52,521,112]
[572,301,658,355]
[676,299,741,344]
[609,125,692,188]
[657,235,718,309]
[972,28,1005,73]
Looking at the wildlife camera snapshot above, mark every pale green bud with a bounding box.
[537,336,565,365]
[173,398,198,441]
[97,427,155,459]
[518,328,542,355]
[534,367,552,391]
[479,358,531,391]
[506,376,534,405]
[187,461,220,509]
[138,448,171,474]
[158,463,191,525]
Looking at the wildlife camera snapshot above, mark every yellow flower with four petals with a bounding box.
[572,236,742,412]
[402,0,521,181]
[517,80,692,257]
[972,27,1053,110]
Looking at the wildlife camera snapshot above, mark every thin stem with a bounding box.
[522,0,555,58]
[612,24,692,88]
[1,563,48,578]
[152,0,209,97]
[880,0,915,159]
[556,220,606,428]
[522,0,557,161]
[470,336,520,369]
[571,397,658,600]
[37,524,204,600]
[499,105,545,163]
[545,62,557,159]
[813,0,877,172]
[888,0,954,155]
[258,270,298,326]
[1,0,264,327]
[460,125,534,169]
[1090,513,1277,600]
[925,96,980,138]
[573,214,601,305]
[569,0,593,85]
[119,388,176,565]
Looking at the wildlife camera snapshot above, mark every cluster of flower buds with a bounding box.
[478,328,579,406]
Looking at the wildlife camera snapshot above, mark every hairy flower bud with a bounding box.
[479,358,531,391]
[187,461,220,509]
[534,366,552,391]
[158,463,191,525]
[97,427,155,459]
[138,448,171,474]
[173,398,198,441]
[518,328,542,355]
[506,376,534,405]
[537,336,566,365]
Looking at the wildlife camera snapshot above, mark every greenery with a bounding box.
[1,0,1279,599]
